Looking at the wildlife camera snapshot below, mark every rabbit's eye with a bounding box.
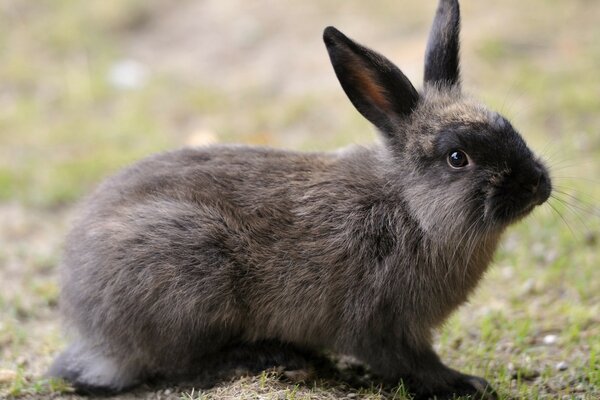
[447,150,469,169]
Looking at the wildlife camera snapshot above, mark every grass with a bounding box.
[0,0,598,399]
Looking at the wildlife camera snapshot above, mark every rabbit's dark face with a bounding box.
[399,92,552,235]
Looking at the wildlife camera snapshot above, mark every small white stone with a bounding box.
[108,59,148,90]
[543,334,558,345]
[556,361,568,371]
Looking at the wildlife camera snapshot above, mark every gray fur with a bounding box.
[49,1,551,399]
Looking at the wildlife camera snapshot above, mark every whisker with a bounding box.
[552,176,600,184]
[538,144,569,166]
[552,189,600,210]
[550,195,594,235]
[542,152,600,172]
[551,192,600,217]
[547,200,577,238]
[462,217,484,284]
[552,196,600,222]
[547,163,592,173]
[554,185,598,196]
[444,203,483,281]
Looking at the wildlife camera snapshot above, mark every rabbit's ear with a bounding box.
[424,0,461,88]
[324,26,419,137]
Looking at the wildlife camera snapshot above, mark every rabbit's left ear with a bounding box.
[324,26,419,138]
[424,0,461,88]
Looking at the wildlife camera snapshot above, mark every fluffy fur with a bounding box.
[49,1,551,399]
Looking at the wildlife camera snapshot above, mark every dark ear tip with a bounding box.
[323,26,344,47]
[439,0,460,7]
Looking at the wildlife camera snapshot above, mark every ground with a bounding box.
[0,0,598,399]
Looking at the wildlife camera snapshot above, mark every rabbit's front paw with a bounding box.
[415,374,497,400]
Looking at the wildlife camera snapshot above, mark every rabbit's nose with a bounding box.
[534,171,552,205]
[522,164,551,206]
[527,176,540,194]
[529,172,542,193]
[522,172,540,195]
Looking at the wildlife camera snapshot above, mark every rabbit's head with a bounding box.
[324,0,551,237]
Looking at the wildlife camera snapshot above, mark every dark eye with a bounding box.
[447,150,469,169]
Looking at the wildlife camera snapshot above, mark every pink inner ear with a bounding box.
[346,61,392,114]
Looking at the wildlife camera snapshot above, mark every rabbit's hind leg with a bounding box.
[47,340,145,394]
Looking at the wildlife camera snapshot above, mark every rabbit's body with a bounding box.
[50,1,551,399]
[54,142,500,395]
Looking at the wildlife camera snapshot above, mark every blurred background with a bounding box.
[0,0,598,398]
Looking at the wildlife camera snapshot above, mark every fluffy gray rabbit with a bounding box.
[49,1,551,398]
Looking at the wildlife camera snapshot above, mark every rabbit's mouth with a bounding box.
[485,194,544,227]
[511,203,537,221]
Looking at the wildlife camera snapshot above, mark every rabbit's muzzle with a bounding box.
[486,161,552,225]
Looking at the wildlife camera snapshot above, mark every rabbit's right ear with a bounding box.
[324,26,419,138]
[424,0,461,88]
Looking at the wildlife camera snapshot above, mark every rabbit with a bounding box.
[48,0,551,399]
